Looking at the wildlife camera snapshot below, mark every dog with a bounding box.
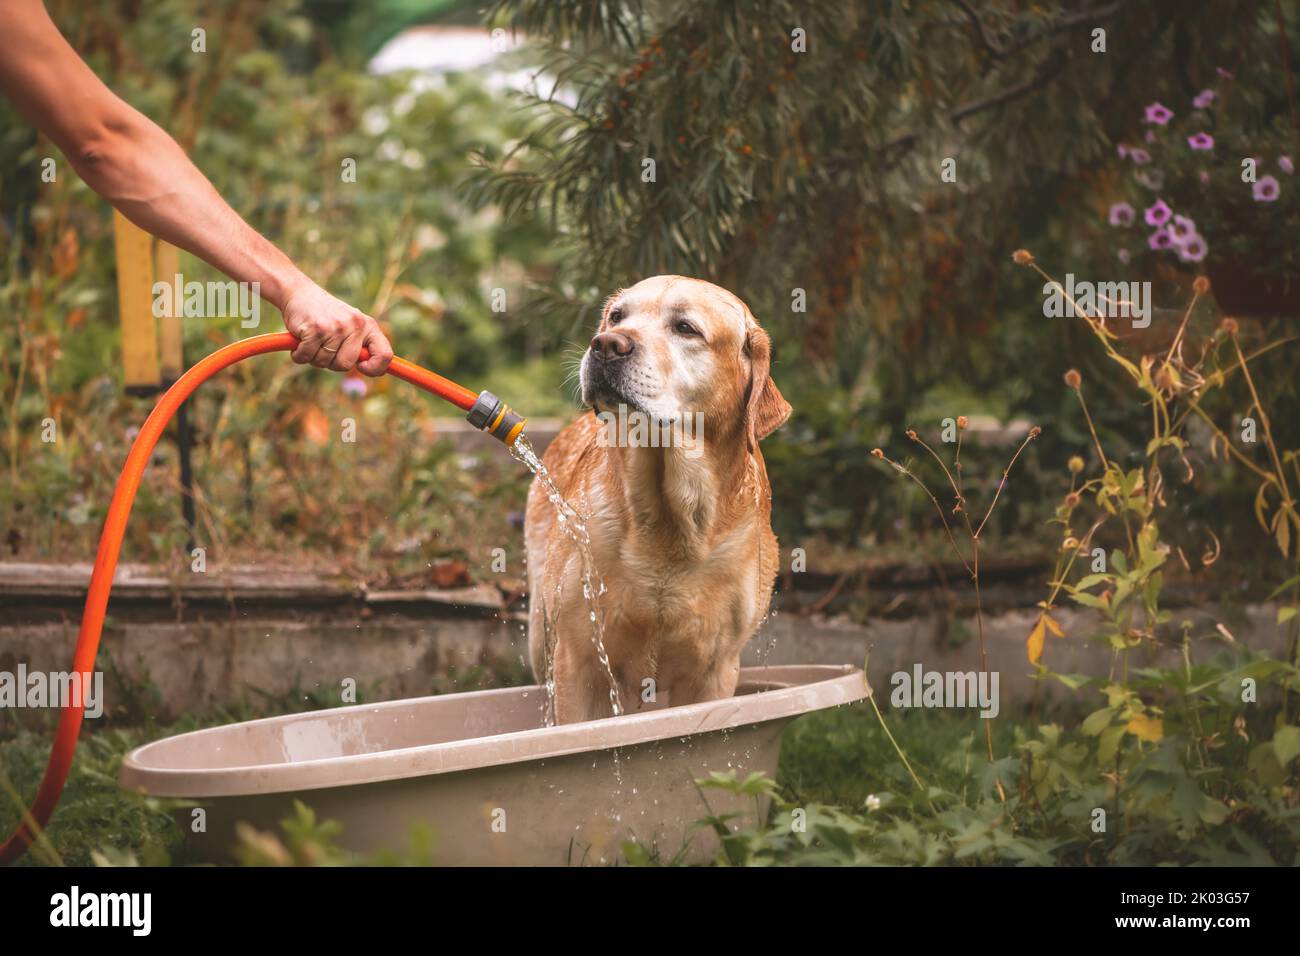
[524,275,791,724]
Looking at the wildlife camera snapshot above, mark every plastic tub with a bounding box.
[120,664,869,865]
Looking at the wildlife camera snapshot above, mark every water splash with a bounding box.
[512,434,624,720]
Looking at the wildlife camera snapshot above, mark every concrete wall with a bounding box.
[0,560,1287,723]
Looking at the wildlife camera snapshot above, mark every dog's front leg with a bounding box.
[661,656,742,707]
[553,643,618,724]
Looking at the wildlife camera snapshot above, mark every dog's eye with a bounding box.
[673,320,700,337]
[608,307,624,325]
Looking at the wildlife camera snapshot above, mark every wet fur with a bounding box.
[524,276,791,724]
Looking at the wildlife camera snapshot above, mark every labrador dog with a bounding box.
[525,275,791,724]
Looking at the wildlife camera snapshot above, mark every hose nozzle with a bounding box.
[467,390,527,445]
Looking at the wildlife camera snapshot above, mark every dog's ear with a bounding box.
[744,325,792,452]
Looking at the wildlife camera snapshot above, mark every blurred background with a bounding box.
[1,0,1296,600]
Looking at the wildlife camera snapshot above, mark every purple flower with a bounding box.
[1253,175,1281,202]
[1129,148,1151,165]
[1117,248,1131,264]
[1168,215,1197,244]
[1108,202,1136,226]
[1193,89,1216,109]
[1187,132,1214,151]
[1144,102,1174,125]
[1148,229,1174,251]
[1280,155,1294,174]
[1178,235,1208,262]
[341,377,368,398]
[1117,143,1130,158]
[1216,67,1234,79]
[1144,130,1156,143]
[1144,199,1173,226]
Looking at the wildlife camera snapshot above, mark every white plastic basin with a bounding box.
[120,664,869,865]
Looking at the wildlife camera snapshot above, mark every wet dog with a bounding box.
[525,276,791,723]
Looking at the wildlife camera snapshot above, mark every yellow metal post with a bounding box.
[112,210,162,395]
[153,239,183,382]
[113,212,194,546]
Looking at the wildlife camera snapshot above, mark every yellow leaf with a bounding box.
[1126,713,1164,742]
[1027,616,1047,664]
[1043,613,1064,638]
[1255,483,1272,532]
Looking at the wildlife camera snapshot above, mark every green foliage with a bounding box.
[0,725,187,867]
[675,249,1300,866]
[671,647,1300,866]
[0,0,566,572]
[475,0,1300,567]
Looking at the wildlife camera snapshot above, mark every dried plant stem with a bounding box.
[912,433,965,510]
[973,431,1037,803]
[1185,401,1281,486]
[1043,517,1107,611]
[1069,385,1109,473]
[975,430,1039,539]
[911,434,1000,782]
[1073,381,1138,554]
[1163,289,1202,367]
[1228,331,1293,506]
[882,424,1037,805]
[1026,262,1133,372]
[865,673,933,811]
[877,452,975,577]
[968,534,1004,800]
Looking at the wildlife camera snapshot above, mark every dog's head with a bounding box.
[580,275,791,451]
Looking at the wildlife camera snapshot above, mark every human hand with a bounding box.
[281,282,394,376]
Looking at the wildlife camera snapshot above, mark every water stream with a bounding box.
[510,435,624,723]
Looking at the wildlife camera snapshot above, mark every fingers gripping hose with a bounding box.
[0,333,523,864]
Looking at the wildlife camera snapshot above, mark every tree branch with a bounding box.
[949,0,1005,57]
[882,57,1069,154]
[827,2,1131,173]
[999,1,1128,58]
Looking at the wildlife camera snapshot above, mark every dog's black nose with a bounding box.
[591,331,634,360]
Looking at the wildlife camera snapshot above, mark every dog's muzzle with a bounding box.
[582,331,636,409]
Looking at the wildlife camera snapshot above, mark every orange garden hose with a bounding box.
[0,332,524,864]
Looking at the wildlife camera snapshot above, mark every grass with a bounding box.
[1,722,191,866]
[778,702,1025,809]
